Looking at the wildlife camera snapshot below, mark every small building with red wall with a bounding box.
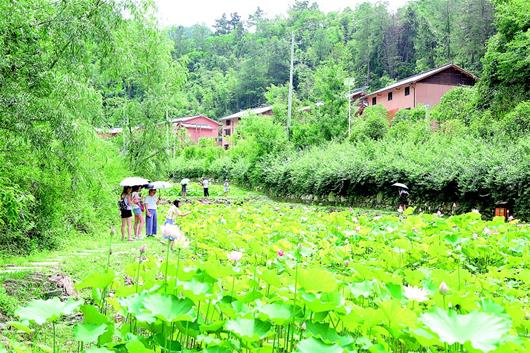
[95,116,220,144]
[363,64,477,117]
[220,106,273,149]
[170,115,220,143]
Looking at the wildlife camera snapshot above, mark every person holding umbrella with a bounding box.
[144,188,160,237]
[119,177,149,241]
[392,183,410,211]
[181,177,190,198]
[119,187,134,241]
[131,186,144,239]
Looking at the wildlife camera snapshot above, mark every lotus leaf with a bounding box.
[225,318,271,342]
[142,293,195,322]
[294,337,343,353]
[15,298,83,325]
[298,268,338,293]
[77,270,115,289]
[73,323,107,344]
[421,308,511,352]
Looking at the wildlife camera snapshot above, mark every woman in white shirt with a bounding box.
[144,189,159,237]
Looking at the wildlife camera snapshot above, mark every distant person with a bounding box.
[119,187,133,241]
[180,177,190,198]
[144,189,160,237]
[398,188,409,211]
[201,177,209,197]
[131,186,144,239]
[224,179,230,194]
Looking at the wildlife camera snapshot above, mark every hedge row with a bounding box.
[171,133,530,219]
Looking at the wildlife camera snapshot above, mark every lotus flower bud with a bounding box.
[344,260,350,267]
[301,322,307,331]
[439,281,449,295]
[139,245,146,254]
[277,249,284,257]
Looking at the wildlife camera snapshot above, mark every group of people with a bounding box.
[180,177,229,198]
[119,186,189,241]
[119,177,229,241]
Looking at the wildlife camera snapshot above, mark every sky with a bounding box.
[155,0,410,28]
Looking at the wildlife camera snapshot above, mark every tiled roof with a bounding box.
[220,106,273,121]
[365,64,478,96]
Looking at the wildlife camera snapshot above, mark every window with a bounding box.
[405,86,410,96]
[226,120,231,126]
[372,97,377,105]
[388,92,393,101]
[224,129,231,136]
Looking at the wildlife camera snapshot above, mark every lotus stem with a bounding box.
[164,239,171,293]
[175,248,181,295]
[52,322,56,353]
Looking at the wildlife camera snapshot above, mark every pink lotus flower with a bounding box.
[277,249,284,257]
[403,285,430,302]
[398,206,404,213]
[227,250,243,262]
[436,210,443,216]
[355,226,361,232]
[139,245,146,254]
[508,215,514,221]
[344,260,350,267]
[483,227,492,235]
[439,281,449,295]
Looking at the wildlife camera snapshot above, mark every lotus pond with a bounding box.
[2,200,529,353]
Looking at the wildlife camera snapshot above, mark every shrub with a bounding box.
[430,87,479,124]
[350,105,389,141]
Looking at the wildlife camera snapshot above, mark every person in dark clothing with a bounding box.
[398,188,409,210]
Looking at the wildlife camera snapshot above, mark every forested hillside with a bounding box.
[169,0,495,119]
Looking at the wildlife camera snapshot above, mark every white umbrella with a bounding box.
[181,178,190,185]
[120,177,150,187]
[392,182,408,189]
[149,181,173,190]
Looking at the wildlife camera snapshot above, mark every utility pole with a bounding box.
[344,78,355,138]
[287,31,295,140]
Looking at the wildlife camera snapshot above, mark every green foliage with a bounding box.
[393,104,429,125]
[496,101,530,139]
[430,87,480,124]
[479,0,530,111]
[350,105,389,141]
